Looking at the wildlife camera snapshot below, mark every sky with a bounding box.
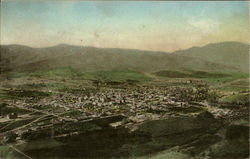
[1,1,249,52]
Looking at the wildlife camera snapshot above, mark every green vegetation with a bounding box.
[155,70,192,78]
[0,89,51,100]
[155,70,248,85]
[216,86,249,92]
[63,88,90,94]
[204,72,249,85]
[2,67,80,79]
[137,150,189,159]
[0,118,36,131]
[3,67,247,86]
[207,87,249,106]
[6,90,51,98]
[22,83,66,90]
[0,90,18,100]
[168,106,206,114]
[81,70,152,83]
[207,91,221,103]
[155,70,232,79]
[190,71,230,78]
[3,67,152,83]
[60,110,82,117]
[209,125,249,159]
[16,139,63,151]
[0,106,31,116]
[219,93,249,105]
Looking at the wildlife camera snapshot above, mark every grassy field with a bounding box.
[1,67,80,79]
[154,70,231,78]
[2,67,152,83]
[155,70,248,84]
[2,67,248,84]
[81,70,152,83]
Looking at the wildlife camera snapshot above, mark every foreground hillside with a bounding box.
[1,41,248,73]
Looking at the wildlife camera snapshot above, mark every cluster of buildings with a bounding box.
[48,85,206,117]
[1,84,211,142]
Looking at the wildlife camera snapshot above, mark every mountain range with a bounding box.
[0,41,249,73]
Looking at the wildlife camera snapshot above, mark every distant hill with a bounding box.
[1,42,248,73]
[173,41,249,73]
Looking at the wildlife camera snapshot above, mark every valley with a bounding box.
[0,67,249,159]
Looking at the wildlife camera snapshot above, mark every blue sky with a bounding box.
[1,1,249,51]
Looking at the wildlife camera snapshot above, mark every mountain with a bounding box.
[173,41,249,73]
[0,42,248,73]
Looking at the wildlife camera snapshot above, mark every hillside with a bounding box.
[1,42,248,73]
[173,41,249,73]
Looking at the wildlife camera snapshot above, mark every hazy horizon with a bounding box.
[1,41,248,54]
[1,1,249,52]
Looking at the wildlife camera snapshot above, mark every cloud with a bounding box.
[188,18,219,33]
